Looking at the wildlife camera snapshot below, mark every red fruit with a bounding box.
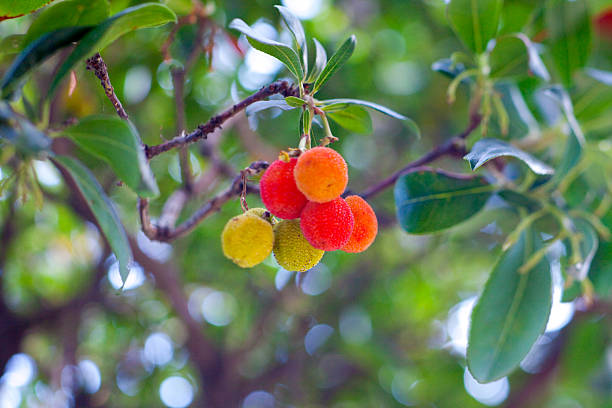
[294,147,348,203]
[260,158,308,219]
[341,195,378,253]
[595,8,612,38]
[300,197,354,251]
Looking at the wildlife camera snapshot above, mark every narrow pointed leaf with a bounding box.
[327,106,372,134]
[465,138,554,175]
[307,38,327,83]
[52,155,133,284]
[468,228,552,382]
[322,98,419,137]
[24,0,110,47]
[285,96,306,108]
[545,0,591,86]
[1,26,93,99]
[567,218,598,281]
[394,168,494,234]
[585,68,612,85]
[0,0,59,20]
[62,115,159,197]
[49,3,177,97]
[229,18,303,80]
[312,35,355,93]
[446,0,503,54]
[275,5,307,74]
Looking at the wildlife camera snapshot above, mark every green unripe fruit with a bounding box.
[221,209,274,268]
[273,219,324,272]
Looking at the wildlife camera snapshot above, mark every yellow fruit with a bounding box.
[245,207,274,223]
[273,219,324,272]
[221,210,274,268]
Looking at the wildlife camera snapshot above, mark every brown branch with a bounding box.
[360,112,481,199]
[145,80,299,159]
[85,53,128,120]
[140,161,268,242]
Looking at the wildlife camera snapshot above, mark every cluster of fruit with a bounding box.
[222,147,378,272]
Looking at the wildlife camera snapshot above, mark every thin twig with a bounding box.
[360,112,481,199]
[142,161,268,242]
[145,80,299,158]
[85,53,128,120]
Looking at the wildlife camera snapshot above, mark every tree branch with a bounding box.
[85,53,128,120]
[140,160,268,241]
[144,80,299,158]
[360,112,481,199]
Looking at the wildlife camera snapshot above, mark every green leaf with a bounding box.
[489,35,550,80]
[497,190,541,211]
[1,27,93,99]
[229,18,304,80]
[275,5,307,74]
[585,67,612,85]
[322,98,419,137]
[62,115,159,197]
[567,217,598,281]
[446,0,503,54]
[24,0,110,47]
[284,96,306,108]
[0,0,58,20]
[431,58,468,79]
[468,227,552,382]
[465,138,554,175]
[0,101,51,155]
[52,155,133,284]
[327,106,372,134]
[545,0,591,86]
[543,86,584,187]
[312,35,355,94]
[0,35,25,56]
[49,3,177,97]
[394,168,494,234]
[307,38,327,83]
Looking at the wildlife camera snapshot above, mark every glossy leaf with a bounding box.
[62,115,159,197]
[394,168,494,234]
[465,138,554,175]
[0,102,51,155]
[446,0,503,54]
[229,18,304,80]
[312,35,355,94]
[24,0,110,46]
[52,155,132,284]
[567,218,598,281]
[322,98,419,137]
[275,5,307,73]
[1,27,92,99]
[0,35,25,56]
[284,96,306,108]
[307,38,327,83]
[245,99,295,130]
[585,67,612,85]
[490,35,549,80]
[468,228,552,382]
[497,190,541,211]
[327,106,372,134]
[431,58,467,79]
[49,3,177,97]
[545,0,591,86]
[0,0,58,20]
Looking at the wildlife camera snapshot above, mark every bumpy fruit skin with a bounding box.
[260,158,307,219]
[294,147,348,203]
[273,220,324,272]
[341,195,378,253]
[300,197,354,251]
[221,210,274,268]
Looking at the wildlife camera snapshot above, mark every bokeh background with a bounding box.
[1,0,612,407]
